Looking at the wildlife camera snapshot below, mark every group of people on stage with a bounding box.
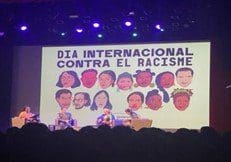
[96,107,139,127]
[17,104,140,129]
[17,105,75,129]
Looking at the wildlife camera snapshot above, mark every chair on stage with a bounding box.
[130,119,153,131]
[11,117,25,128]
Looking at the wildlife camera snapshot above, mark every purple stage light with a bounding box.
[20,25,27,31]
[93,22,100,28]
[155,24,161,30]
[128,11,135,15]
[76,28,83,33]
[0,32,4,36]
[160,28,164,32]
[132,32,138,37]
[125,21,132,27]
[97,34,103,38]
[61,32,66,36]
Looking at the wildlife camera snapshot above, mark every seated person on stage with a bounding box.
[123,108,140,126]
[57,108,76,129]
[96,107,116,127]
[19,106,36,122]
[55,89,77,129]
[125,108,140,119]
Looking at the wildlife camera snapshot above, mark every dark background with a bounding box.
[10,46,41,117]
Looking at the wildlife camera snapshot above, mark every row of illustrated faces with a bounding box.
[55,88,193,112]
[56,67,194,90]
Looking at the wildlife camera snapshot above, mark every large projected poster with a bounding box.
[40,42,210,129]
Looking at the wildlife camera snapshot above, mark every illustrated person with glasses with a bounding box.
[73,92,91,109]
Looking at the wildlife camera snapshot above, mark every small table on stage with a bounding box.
[114,117,152,131]
[130,119,153,131]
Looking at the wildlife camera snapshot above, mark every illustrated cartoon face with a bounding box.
[99,73,113,89]
[146,95,162,110]
[173,94,190,111]
[56,93,72,109]
[160,73,174,88]
[128,94,143,111]
[117,77,133,90]
[136,71,153,87]
[81,71,97,88]
[73,93,86,109]
[95,92,108,109]
[61,72,75,88]
[176,70,193,87]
